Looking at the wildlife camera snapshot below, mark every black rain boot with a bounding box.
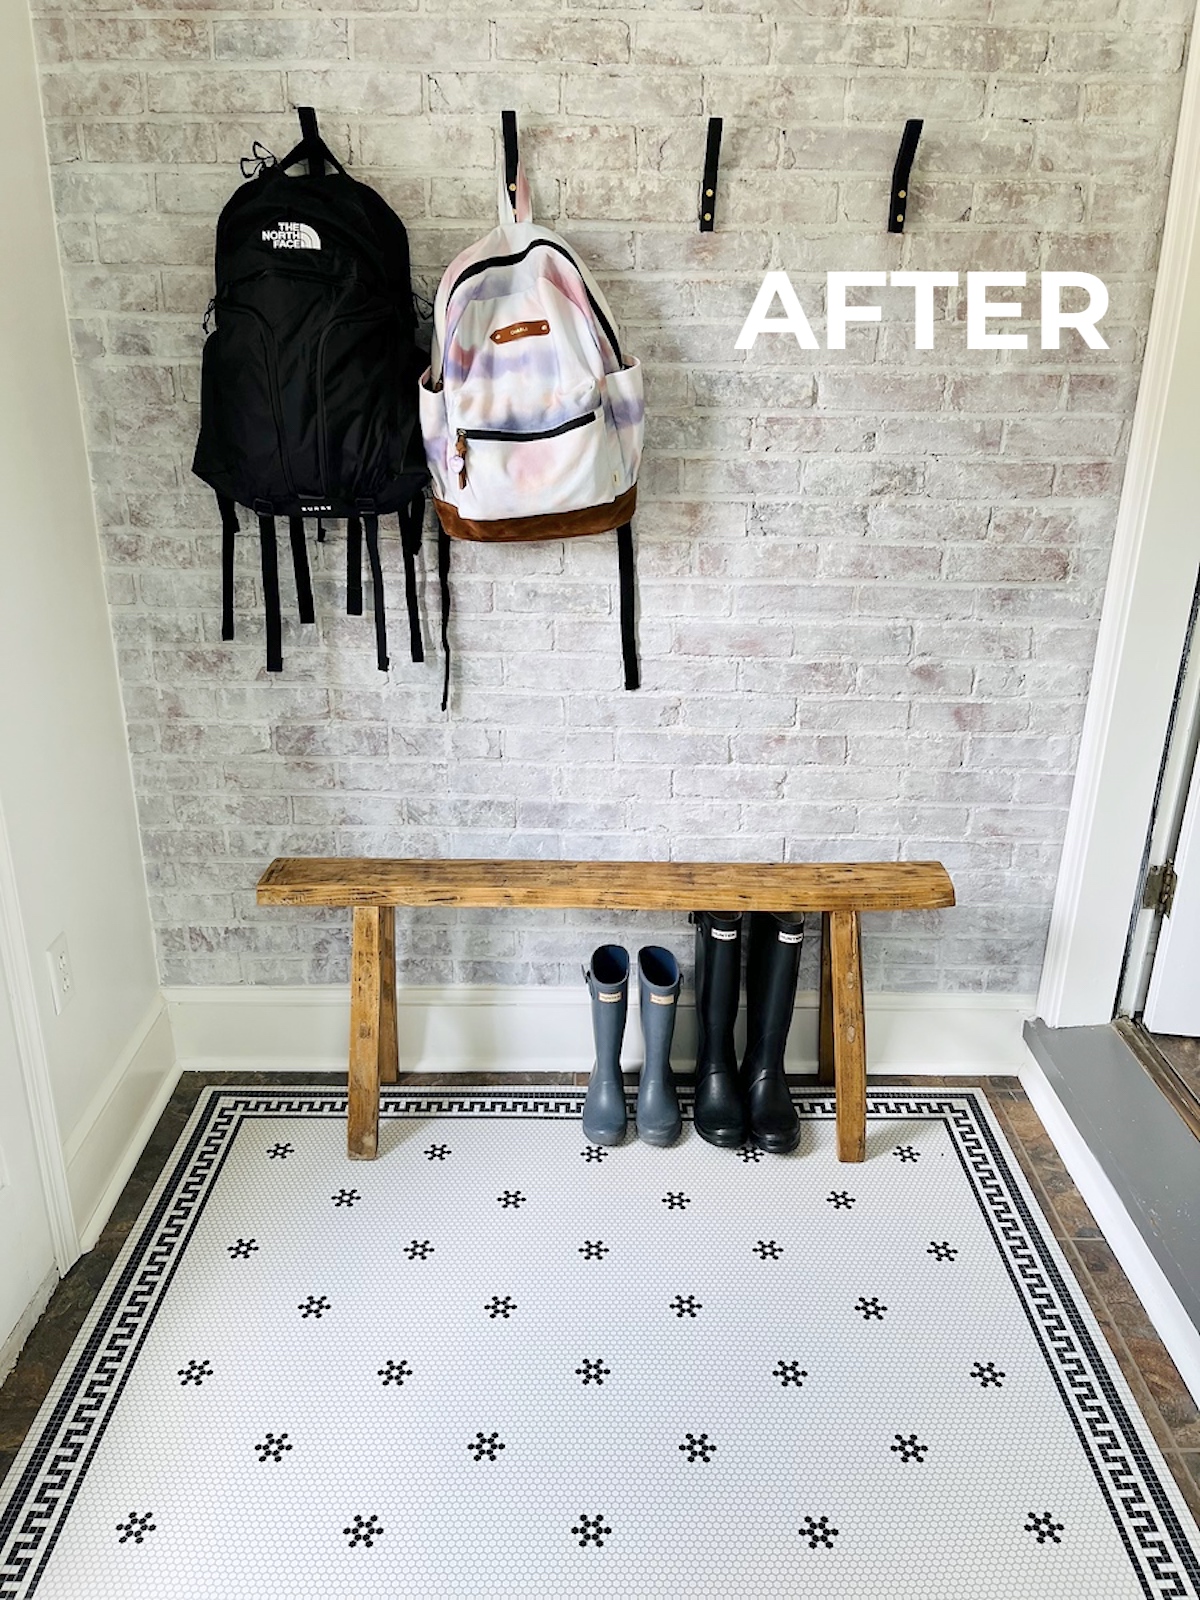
[742,911,803,1154]
[691,911,746,1148]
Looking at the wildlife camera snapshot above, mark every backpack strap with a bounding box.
[398,492,425,664]
[346,514,363,615]
[438,523,452,713]
[255,503,283,672]
[498,109,532,224]
[276,106,346,178]
[616,522,639,691]
[216,492,239,641]
[362,511,390,672]
[288,516,315,624]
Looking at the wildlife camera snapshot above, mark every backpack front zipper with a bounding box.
[454,410,596,489]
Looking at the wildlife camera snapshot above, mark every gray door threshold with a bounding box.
[1024,1017,1200,1329]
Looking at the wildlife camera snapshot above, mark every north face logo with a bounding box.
[262,221,320,250]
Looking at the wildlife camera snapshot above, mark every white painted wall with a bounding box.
[0,0,171,1246]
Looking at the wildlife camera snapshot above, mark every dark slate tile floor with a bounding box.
[3,1069,1198,1524]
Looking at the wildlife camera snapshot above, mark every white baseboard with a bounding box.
[164,984,1035,1077]
[1019,1051,1200,1408]
[63,999,180,1252]
[0,1265,58,1386]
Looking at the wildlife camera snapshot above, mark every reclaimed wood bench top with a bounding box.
[257,858,955,913]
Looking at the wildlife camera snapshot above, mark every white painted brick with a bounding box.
[37,6,1184,995]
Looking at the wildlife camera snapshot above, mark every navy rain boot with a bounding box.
[742,911,803,1154]
[635,945,682,1147]
[582,944,629,1147]
[691,911,746,1148]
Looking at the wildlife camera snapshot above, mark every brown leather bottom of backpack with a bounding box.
[432,486,637,543]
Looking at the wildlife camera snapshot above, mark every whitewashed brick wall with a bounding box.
[32,0,1191,992]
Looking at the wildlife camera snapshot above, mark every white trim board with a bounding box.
[165,984,1035,1076]
[1019,1051,1200,1409]
[1037,26,1200,1028]
[64,998,180,1253]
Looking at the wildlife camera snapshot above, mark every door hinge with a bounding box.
[1143,861,1179,917]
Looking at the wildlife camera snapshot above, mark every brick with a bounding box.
[145,69,282,113]
[910,25,1049,73]
[1048,28,1184,73]
[775,19,908,65]
[83,120,217,163]
[74,19,210,58]
[634,16,770,65]
[353,18,489,62]
[213,18,347,60]
[286,68,422,114]
[498,18,629,62]
[42,70,143,116]
[431,70,560,114]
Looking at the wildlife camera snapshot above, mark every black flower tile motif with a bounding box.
[497,1190,526,1208]
[669,1295,702,1318]
[576,1358,611,1386]
[468,1431,505,1461]
[115,1512,155,1545]
[255,1431,293,1463]
[893,1144,920,1162]
[736,1146,763,1163]
[484,1296,517,1319]
[799,1515,838,1549]
[854,1296,887,1320]
[581,1146,608,1162]
[773,1361,808,1388]
[266,1142,293,1159]
[572,1513,611,1548]
[890,1433,928,1464]
[678,1432,717,1463]
[403,1240,434,1260]
[344,1513,383,1549]
[971,1361,1006,1388]
[332,1188,360,1208]
[826,1191,855,1209]
[662,1192,690,1210]
[578,1240,609,1260]
[927,1240,957,1262]
[298,1295,330,1319]
[378,1360,412,1387]
[1025,1511,1064,1545]
[753,1239,783,1260]
[177,1359,212,1386]
[424,1144,451,1161]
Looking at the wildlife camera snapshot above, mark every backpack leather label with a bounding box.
[490,320,550,344]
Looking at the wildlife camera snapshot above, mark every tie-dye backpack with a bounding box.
[420,121,644,708]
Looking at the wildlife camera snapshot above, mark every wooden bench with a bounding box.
[257,858,955,1163]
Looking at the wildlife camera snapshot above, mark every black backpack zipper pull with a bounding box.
[202,298,216,334]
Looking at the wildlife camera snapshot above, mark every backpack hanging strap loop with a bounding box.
[362,512,390,673]
[277,105,346,178]
[616,522,639,691]
[288,516,315,624]
[438,523,452,713]
[346,515,363,616]
[399,492,425,664]
[216,492,239,641]
[497,109,532,225]
[255,506,283,673]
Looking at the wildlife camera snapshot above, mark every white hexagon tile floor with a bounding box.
[2,1086,1198,1598]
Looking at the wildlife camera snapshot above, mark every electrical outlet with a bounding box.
[46,933,73,1016]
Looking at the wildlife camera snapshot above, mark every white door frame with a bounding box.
[0,792,80,1270]
[1037,31,1200,1029]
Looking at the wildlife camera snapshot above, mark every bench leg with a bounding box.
[817,912,834,1087]
[379,905,398,1087]
[828,909,866,1163]
[348,905,384,1160]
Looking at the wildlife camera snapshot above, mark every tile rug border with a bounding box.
[0,1086,1197,1599]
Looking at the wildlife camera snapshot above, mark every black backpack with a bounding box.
[193,107,428,673]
